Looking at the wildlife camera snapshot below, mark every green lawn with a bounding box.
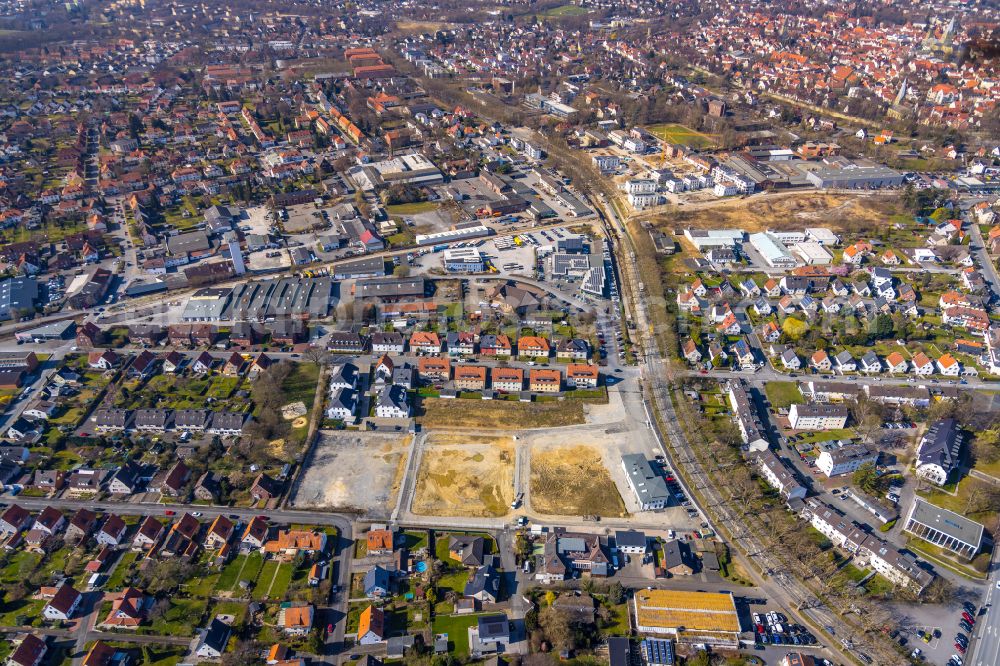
[795,428,855,444]
[765,381,803,409]
[431,614,483,655]
[269,562,294,599]
[538,4,589,16]
[144,597,208,636]
[105,552,139,590]
[217,552,264,593]
[282,362,320,406]
[644,123,716,149]
[0,598,44,626]
[386,201,439,215]
[436,571,469,596]
[401,531,429,551]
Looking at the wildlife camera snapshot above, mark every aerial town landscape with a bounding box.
[0,0,996,665]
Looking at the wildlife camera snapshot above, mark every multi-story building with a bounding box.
[788,403,849,430]
[816,444,878,477]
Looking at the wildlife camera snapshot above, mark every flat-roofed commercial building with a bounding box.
[749,232,797,268]
[632,589,741,646]
[804,164,904,189]
[904,497,984,559]
[621,454,670,511]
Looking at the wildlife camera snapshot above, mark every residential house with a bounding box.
[937,353,961,376]
[329,362,360,390]
[242,517,270,550]
[250,473,282,503]
[364,566,391,598]
[915,419,963,486]
[358,605,385,645]
[157,461,192,497]
[490,367,523,392]
[479,334,513,357]
[367,528,393,555]
[860,352,882,374]
[810,350,831,372]
[759,321,780,343]
[280,605,314,636]
[454,366,488,391]
[417,357,451,382]
[32,507,65,536]
[65,508,98,543]
[96,515,128,547]
[8,634,47,666]
[464,565,500,603]
[88,350,120,371]
[449,535,486,567]
[517,336,550,358]
[446,332,477,356]
[371,332,406,354]
[128,350,158,379]
[885,352,909,374]
[911,352,934,376]
[108,462,144,494]
[192,352,215,374]
[375,385,410,418]
[43,583,82,621]
[100,588,147,629]
[195,618,231,660]
[163,351,185,373]
[566,364,599,389]
[780,349,800,370]
[409,331,441,355]
[528,368,562,393]
[131,516,166,552]
[0,504,32,534]
[204,516,235,550]
[222,352,245,377]
[556,338,590,361]
[263,530,327,560]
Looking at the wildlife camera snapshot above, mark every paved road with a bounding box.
[968,546,1000,666]
[0,496,352,532]
[966,219,1000,301]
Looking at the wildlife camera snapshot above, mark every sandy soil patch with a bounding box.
[645,192,898,234]
[530,442,626,517]
[291,431,410,518]
[412,434,515,517]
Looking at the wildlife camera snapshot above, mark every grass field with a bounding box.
[645,123,716,149]
[431,613,483,655]
[530,444,626,516]
[418,398,585,428]
[765,381,802,409]
[386,201,439,215]
[538,4,590,16]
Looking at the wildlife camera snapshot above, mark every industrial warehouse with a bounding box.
[181,276,335,322]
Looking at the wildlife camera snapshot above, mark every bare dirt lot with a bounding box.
[290,431,410,518]
[411,433,515,518]
[529,441,626,517]
[417,397,586,429]
[645,192,901,234]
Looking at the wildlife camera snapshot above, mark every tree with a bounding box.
[538,607,576,651]
[782,316,809,340]
[608,581,625,605]
[869,314,894,340]
[544,590,556,607]
[852,463,882,495]
[973,427,1000,464]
